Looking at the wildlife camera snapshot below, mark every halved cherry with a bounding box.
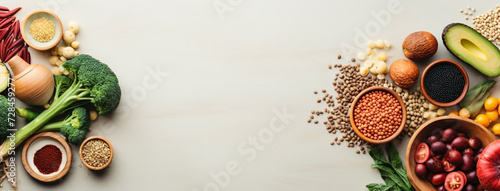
[444,171,467,191]
[415,142,430,163]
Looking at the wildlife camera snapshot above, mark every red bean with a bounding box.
[0,17,14,28]
[0,7,21,18]
[5,44,23,61]
[0,6,9,11]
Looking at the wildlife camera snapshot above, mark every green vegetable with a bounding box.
[0,95,11,139]
[367,143,413,191]
[0,54,121,158]
[15,107,40,122]
[36,107,90,144]
[460,80,496,118]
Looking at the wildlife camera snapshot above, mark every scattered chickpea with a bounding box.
[50,48,58,56]
[71,41,80,49]
[63,30,76,44]
[90,110,98,121]
[49,56,59,66]
[52,66,62,75]
[67,21,79,34]
[375,39,384,49]
[62,47,76,59]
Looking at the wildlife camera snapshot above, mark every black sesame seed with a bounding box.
[423,64,465,103]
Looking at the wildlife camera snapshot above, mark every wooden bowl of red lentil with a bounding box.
[420,59,469,107]
[405,116,496,191]
[20,10,63,51]
[79,136,113,171]
[21,132,72,182]
[349,86,406,144]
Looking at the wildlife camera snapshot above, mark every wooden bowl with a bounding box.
[21,132,72,182]
[405,116,497,191]
[20,10,63,51]
[79,136,113,171]
[420,59,469,107]
[349,86,406,144]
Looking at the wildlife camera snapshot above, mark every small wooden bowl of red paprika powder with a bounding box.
[349,86,407,144]
[21,132,72,182]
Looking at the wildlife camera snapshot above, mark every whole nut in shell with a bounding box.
[389,59,419,88]
[402,31,438,61]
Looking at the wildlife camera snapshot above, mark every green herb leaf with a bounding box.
[369,147,389,165]
[371,164,410,190]
[460,80,496,117]
[366,183,394,191]
[387,143,412,189]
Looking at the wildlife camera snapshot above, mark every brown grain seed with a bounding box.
[337,55,341,59]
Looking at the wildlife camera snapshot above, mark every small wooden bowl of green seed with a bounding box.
[20,10,63,51]
[79,136,113,171]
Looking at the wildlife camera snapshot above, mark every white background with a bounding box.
[2,0,500,190]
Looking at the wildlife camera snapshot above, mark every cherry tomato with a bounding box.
[444,171,466,191]
[415,142,430,163]
[448,111,459,116]
[492,123,500,136]
[484,97,498,111]
[475,114,490,127]
[442,158,456,172]
[459,108,470,118]
[486,110,499,121]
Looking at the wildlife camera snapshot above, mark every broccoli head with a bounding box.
[37,107,90,144]
[53,75,73,100]
[0,54,121,158]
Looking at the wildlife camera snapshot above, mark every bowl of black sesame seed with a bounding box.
[420,59,469,107]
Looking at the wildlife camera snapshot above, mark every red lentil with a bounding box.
[353,90,402,140]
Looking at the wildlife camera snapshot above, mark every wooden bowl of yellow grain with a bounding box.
[20,10,63,51]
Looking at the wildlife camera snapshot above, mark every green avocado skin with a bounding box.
[442,23,500,77]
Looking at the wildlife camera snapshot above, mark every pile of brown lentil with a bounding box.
[29,17,55,43]
[353,90,402,140]
[308,54,445,153]
[81,139,111,168]
[308,57,389,154]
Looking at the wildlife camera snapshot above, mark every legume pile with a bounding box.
[461,5,500,45]
[29,17,55,43]
[307,54,446,153]
[353,90,403,140]
[81,139,111,168]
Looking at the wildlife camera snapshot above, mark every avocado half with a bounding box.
[442,23,500,77]
[0,63,8,93]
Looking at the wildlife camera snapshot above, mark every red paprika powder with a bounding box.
[33,144,62,174]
